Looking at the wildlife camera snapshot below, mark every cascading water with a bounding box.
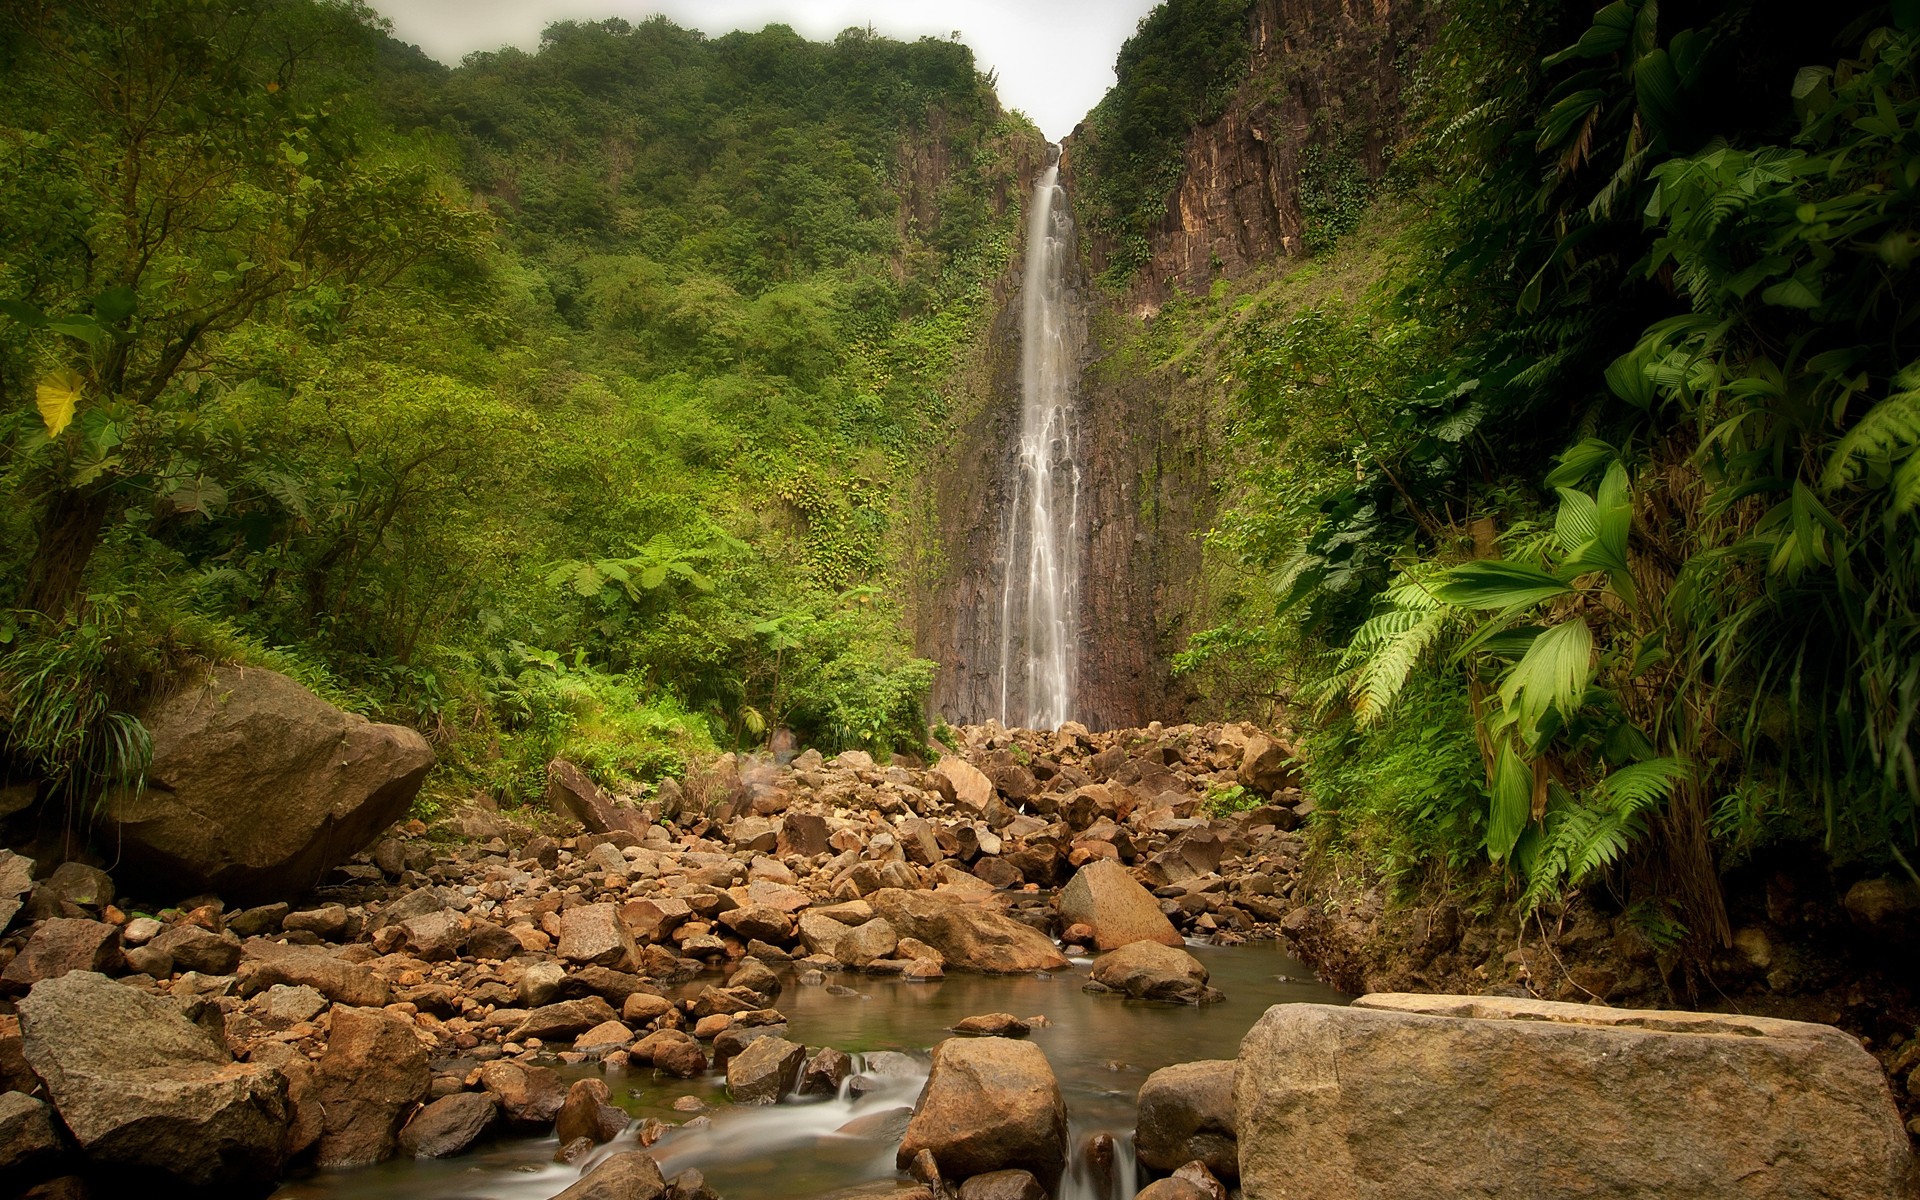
[996,152,1082,730]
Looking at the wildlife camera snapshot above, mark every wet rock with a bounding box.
[801,1046,853,1096]
[631,1029,707,1078]
[1133,1177,1215,1200]
[479,1059,567,1127]
[0,1091,64,1178]
[727,956,781,998]
[97,664,433,902]
[1089,942,1220,1004]
[958,1169,1049,1200]
[1237,994,1919,1200]
[314,1005,431,1167]
[397,1091,497,1159]
[555,1078,629,1144]
[18,971,288,1188]
[1,919,121,988]
[148,924,241,975]
[624,993,675,1024]
[1059,860,1182,951]
[560,902,638,969]
[951,1013,1030,1037]
[897,1036,1067,1187]
[553,1150,668,1200]
[868,889,1068,974]
[546,758,648,836]
[1135,1060,1236,1180]
[727,1035,807,1104]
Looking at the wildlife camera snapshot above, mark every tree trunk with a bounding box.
[20,486,113,619]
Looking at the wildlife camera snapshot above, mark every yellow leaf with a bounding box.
[35,368,82,438]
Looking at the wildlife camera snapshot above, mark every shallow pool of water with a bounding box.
[271,940,1344,1200]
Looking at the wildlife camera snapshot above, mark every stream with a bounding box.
[269,940,1345,1200]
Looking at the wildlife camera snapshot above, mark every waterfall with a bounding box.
[996,154,1081,730]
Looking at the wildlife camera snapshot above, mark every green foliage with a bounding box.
[0,596,152,810]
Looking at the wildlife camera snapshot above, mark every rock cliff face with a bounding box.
[1067,0,1433,301]
[917,0,1428,729]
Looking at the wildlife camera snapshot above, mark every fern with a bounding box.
[1823,372,1920,492]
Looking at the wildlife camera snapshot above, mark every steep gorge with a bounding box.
[916,0,1433,729]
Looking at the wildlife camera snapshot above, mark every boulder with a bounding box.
[957,1170,1049,1200]
[397,1091,497,1159]
[868,889,1067,974]
[935,756,996,814]
[834,917,899,968]
[546,758,648,836]
[897,1037,1067,1187]
[1235,994,1919,1200]
[801,1047,854,1096]
[950,1013,1030,1037]
[1135,1060,1236,1180]
[726,1035,807,1104]
[313,1005,431,1167]
[479,1059,567,1127]
[0,1090,64,1177]
[147,924,241,975]
[238,940,390,1007]
[97,665,433,902]
[17,971,288,1189]
[1235,733,1299,795]
[1089,942,1220,1004]
[777,812,829,857]
[631,1029,707,1078]
[1843,877,1920,938]
[0,919,121,988]
[555,1078,629,1144]
[509,996,620,1043]
[554,1150,668,1200]
[1058,860,1181,951]
[560,903,638,969]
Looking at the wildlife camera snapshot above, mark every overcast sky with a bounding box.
[365,0,1160,141]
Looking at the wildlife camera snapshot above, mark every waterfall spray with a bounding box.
[996,155,1081,729]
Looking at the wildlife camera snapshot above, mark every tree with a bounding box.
[0,0,485,618]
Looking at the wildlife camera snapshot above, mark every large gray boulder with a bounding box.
[1058,860,1181,951]
[869,889,1068,974]
[17,971,289,1189]
[897,1036,1067,1187]
[99,665,433,902]
[1236,994,1919,1200]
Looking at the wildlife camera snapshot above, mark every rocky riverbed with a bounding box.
[2,718,1918,1198]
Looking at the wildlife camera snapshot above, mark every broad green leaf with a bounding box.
[639,564,668,589]
[45,316,107,346]
[1487,743,1531,863]
[35,369,82,437]
[1499,619,1594,744]
[1544,438,1618,488]
[0,299,46,326]
[1432,560,1574,609]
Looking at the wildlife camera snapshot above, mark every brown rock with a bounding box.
[546,758,648,836]
[777,812,829,857]
[397,1091,497,1159]
[1133,1179,1213,1200]
[896,1036,1067,1186]
[1236,994,1920,1200]
[478,1059,567,1127]
[97,664,433,902]
[0,1091,64,1178]
[560,903,637,969]
[148,923,241,975]
[555,1078,629,1145]
[631,1029,706,1078]
[1136,1060,1236,1180]
[868,889,1068,974]
[834,917,899,968]
[553,1150,668,1200]
[957,1169,1049,1200]
[726,1035,807,1104]
[801,1047,853,1096]
[1058,860,1181,951]
[1236,733,1299,795]
[18,971,288,1188]
[509,996,620,1043]
[1,919,120,988]
[934,757,996,814]
[314,1006,431,1167]
[718,903,792,945]
[1089,942,1219,1004]
[951,1013,1030,1037]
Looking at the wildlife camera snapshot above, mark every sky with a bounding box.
[364,0,1161,141]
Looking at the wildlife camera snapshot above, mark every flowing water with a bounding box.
[271,940,1344,1200]
[997,156,1082,730]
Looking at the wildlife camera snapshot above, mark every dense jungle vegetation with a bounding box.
[0,0,1036,812]
[1139,0,1920,953]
